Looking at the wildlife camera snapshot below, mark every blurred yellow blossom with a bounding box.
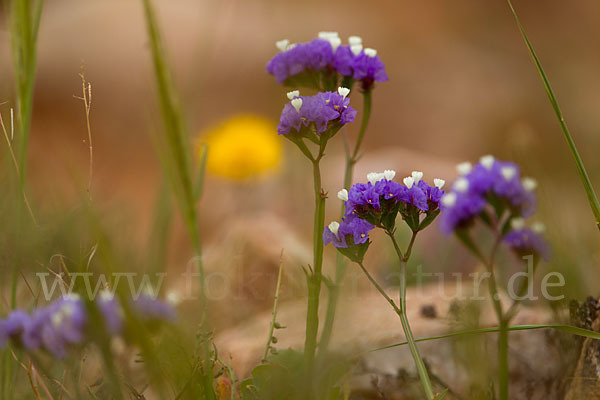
[198,114,282,181]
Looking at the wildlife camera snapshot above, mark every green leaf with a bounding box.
[454,229,486,264]
[418,208,441,231]
[434,389,449,400]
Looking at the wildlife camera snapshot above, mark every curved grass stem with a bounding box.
[505,0,600,232]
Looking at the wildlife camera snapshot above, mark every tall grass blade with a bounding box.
[505,0,600,231]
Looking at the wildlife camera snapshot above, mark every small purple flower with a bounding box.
[504,221,551,262]
[323,221,348,248]
[0,310,29,348]
[417,178,446,207]
[333,46,354,76]
[277,90,356,136]
[131,295,176,323]
[339,215,375,245]
[267,38,336,84]
[351,48,388,89]
[323,216,375,249]
[97,292,123,335]
[38,296,87,358]
[439,191,486,235]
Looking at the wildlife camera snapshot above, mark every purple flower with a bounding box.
[439,192,486,235]
[333,46,354,76]
[323,216,375,249]
[277,90,356,135]
[351,48,388,89]
[0,311,29,348]
[38,296,87,358]
[340,215,375,245]
[504,224,551,262]
[323,222,348,248]
[267,39,336,84]
[97,292,123,335]
[131,295,176,323]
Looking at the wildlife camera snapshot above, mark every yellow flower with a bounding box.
[198,114,282,181]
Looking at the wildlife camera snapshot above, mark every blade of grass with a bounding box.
[9,0,44,191]
[368,323,600,353]
[505,0,600,231]
[141,2,214,398]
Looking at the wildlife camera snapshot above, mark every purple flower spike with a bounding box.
[504,220,551,262]
[277,90,356,136]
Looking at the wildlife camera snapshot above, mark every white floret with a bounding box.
[403,176,415,189]
[350,44,363,56]
[383,169,396,180]
[456,162,472,175]
[441,193,457,208]
[364,48,377,57]
[286,90,300,100]
[291,98,303,112]
[453,177,469,193]
[522,177,538,191]
[276,39,290,52]
[501,166,517,181]
[480,154,495,170]
[328,221,340,236]
[411,170,424,184]
[434,178,445,189]
[337,189,349,202]
[337,87,350,99]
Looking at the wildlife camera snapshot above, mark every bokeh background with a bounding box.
[1,0,599,377]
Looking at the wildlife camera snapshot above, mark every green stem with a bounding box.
[319,89,373,354]
[304,143,327,372]
[387,231,435,399]
[506,0,600,232]
[481,234,508,400]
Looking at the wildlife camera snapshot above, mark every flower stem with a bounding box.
[387,231,435,399]
[304,141,327,372]
[319,89,372,354]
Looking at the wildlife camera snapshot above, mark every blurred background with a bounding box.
[0,0,599,388]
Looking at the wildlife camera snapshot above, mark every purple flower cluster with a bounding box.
[504,220,551,262]
[343,170,445,218]
[277,89,357,136]
[267,33,388,89]
[0,293,175,359]
[324,170,446,254]
[439,156,537,234]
